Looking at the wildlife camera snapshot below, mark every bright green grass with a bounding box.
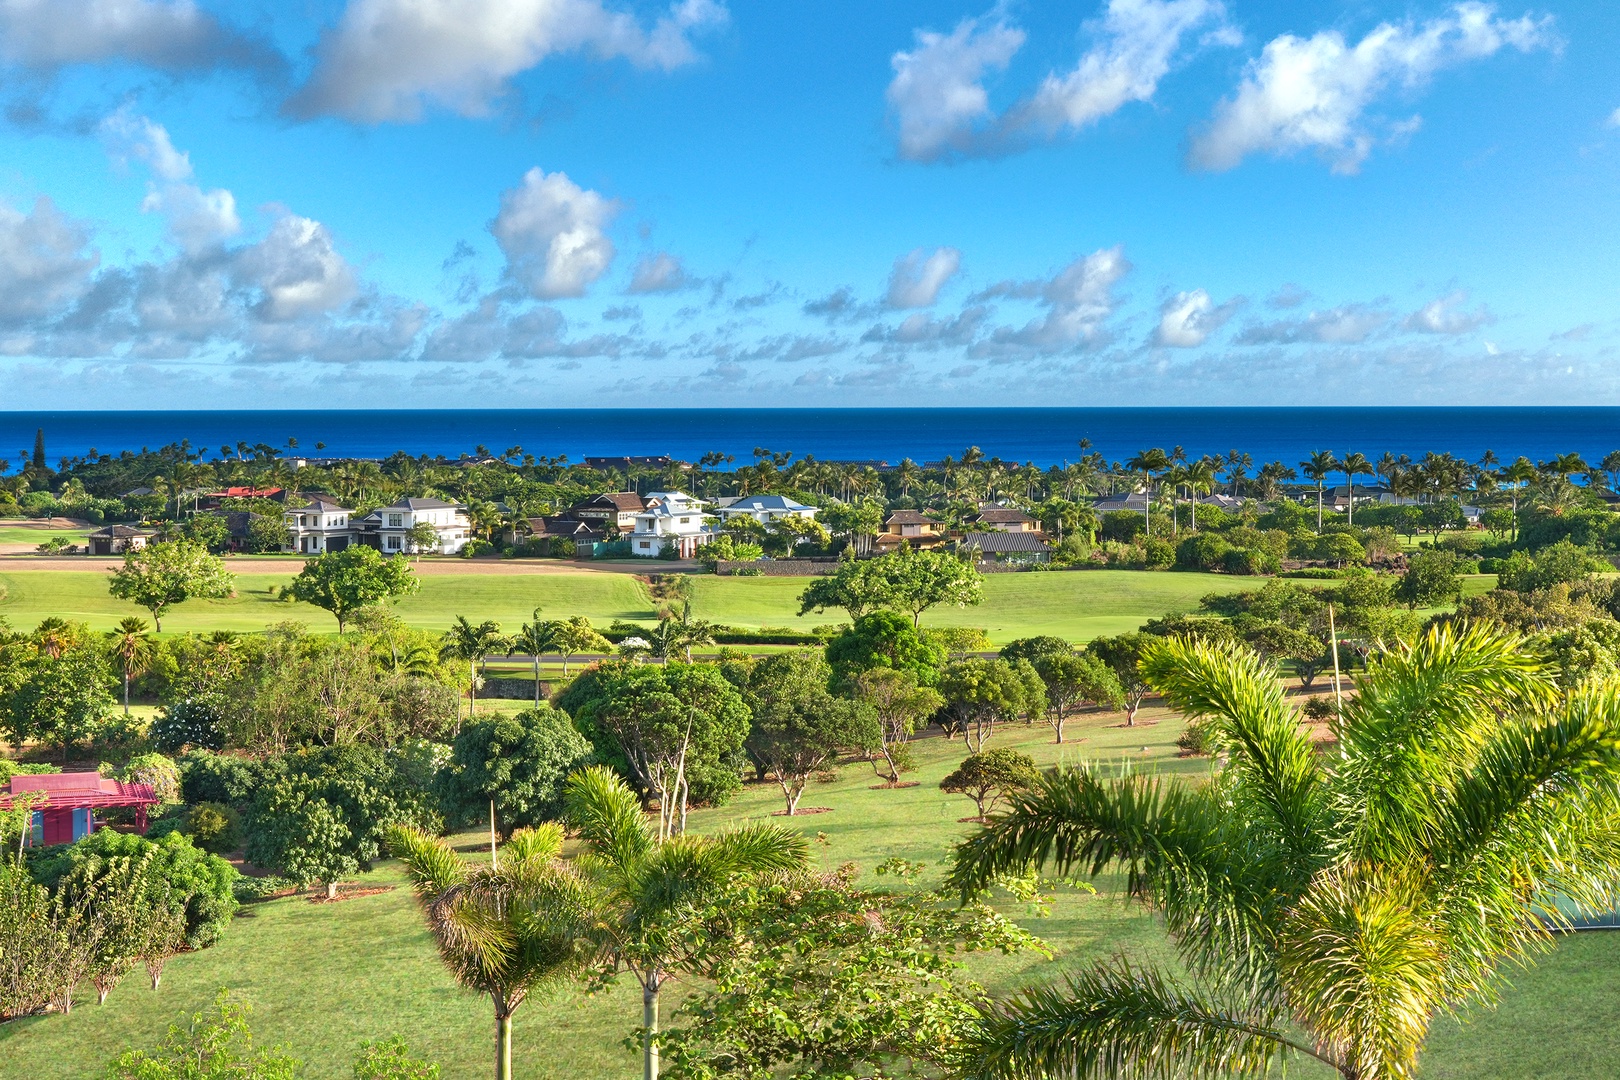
[0,569,1258,644]
[0,526,90,545]
[5,708,1613,1079]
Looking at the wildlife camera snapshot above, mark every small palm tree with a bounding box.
[1301,449,1340,532]
[949,626,1620,1080]
[105,617,156,714]
[440,617,507,719]
[509,610,558,705]
[565,767,810,1080]
[1341,451,1373,525]
[389,825,597,1080]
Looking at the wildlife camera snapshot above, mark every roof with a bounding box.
[529,516,600,538]
[122,486,153,498]
[722,494,814,512]
[570,491,645,512]
[1093,492,1151,511]
[958,531,1050,553]
[209,486,283,499]
[970,506,1037,524]
[884,510,941,525]
[288,493,351,512]
[375,497,462,512]
[2,772,158,809]
[88,524,154,538]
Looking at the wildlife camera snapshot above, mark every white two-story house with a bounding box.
[284,494,356,554]
[630,491,714,558]
[713,494,818,527]
[358,497,473,555]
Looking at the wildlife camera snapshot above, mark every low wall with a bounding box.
[714,559,842,576]
[480,677,551,701]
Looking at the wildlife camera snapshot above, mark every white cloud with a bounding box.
[886,11,1024,161]
[490,168,619,299]
[101,111,240,253]
[628,251,697,293]
[1151,288,1241,347]
[1608,107,1620,128]
[1404,291,1493,334]
[1191,2,1555,173]
[888,0,1228,161]
[977,246,1130,354]
[236,214,359,320]
[886,246,961,308]
[0,0,279,73]
[0,197,98,324]
[289,0,728,122]
[1235,303,1387,345]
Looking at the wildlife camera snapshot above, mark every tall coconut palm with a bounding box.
[564,766,811,1080]
[948,627,1620,1080]
[1300,450,1339,532]
[441,617,507,719]
[1125,448,1170,538]
[509,610,557,706]
[105,617,157,714]
[389,825,597,1080]
[1340,451,1373,525]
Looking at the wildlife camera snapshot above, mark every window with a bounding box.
[387,536,401,550]
[388,514,403,528]
[639,541,652,549]
[680,517,690,524]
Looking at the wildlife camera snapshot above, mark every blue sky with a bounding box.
[0,0,1615,408]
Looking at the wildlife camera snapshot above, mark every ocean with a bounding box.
[4,408,1620,470]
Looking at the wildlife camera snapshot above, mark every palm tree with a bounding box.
[948,627,1620,1080]
[105,617,157,714]
[1183,457,1216,532]
[1124,448,1170,538]
[565,767,811,1080]
[1498,456,1537,540]
[1300,450,1339,532]
[509,610,557,706]
[440,617,507,720]
[1340,451,1373,525]
[389,825,597,1080]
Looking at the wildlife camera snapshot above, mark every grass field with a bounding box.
[2,704,1612,1079]
[0,568,1276,644]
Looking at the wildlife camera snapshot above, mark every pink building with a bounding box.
[1,773,158,847]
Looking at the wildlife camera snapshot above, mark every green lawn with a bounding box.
[0,526,90,545]
[3,708,1613,1078]
[0,568,1260,644]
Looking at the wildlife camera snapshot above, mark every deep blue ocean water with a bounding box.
[5,409,1620,470]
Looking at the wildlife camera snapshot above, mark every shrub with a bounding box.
[119,752,181,805]
[1221,547,1279,576]
[183,802,243,854]
[152,695,230,753]
[1176,723,1212,756]
[1142,537,1175,570]
[179,750,282,810]
[1175,533,1231,572]
[436,708,593,835]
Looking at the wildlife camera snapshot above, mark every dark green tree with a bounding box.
[287,546,419,632]
[824,610,947,689]
[734,651,879,815]
[437,707,593,837]
[940,748,1039,821]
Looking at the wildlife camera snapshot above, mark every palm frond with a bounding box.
[387,825,467,899]
[707,823,812,876]
[503,824,566,865]
[955,958,1301,1080]
[565,765,654,869]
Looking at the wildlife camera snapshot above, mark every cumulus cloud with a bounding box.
[886,10,1024,161]
[101,111,240,253]
[627,251,698,293]
[886,246,961,308]
[976,246,1130,354]
[1190,2,1556,173]
[1268,282,1309,308]
[1234,303,1388,345]
[0,0,280,73]
[236,214,359,321]
[1151,288,1241,347]
[862,305,988,347]
[491,168,619,299]
[888,0,1229,161]
[803,286,867,321]
[289,0,728,122]
[0,197,98,324]
[1404,291,1493,334]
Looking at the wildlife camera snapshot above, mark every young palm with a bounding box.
[564,766,811,1080]
[948,625,1620,1080]
[509,610,558,705]
[105,617,157,714]
[1301,449,1340,532]
[389,824,597,1080]
[440,616,507,718]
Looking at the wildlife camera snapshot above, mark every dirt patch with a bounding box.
[773,806,834,816]
[957,816,990,824]
[869,781,921,790]
[307,884,396,904]
[1113,720,1160,728]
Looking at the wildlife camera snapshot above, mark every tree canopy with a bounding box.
[108,540,234,631]
[286,546,419,631]
[798,548,984,627]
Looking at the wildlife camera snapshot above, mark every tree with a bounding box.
[388,826,595,1080]
[439,617,507,719]
[1341,451,1373,525]
[940,748,1038,821]
[999,636,1074,665]
[108,540,234,631]
[798,547,984,628]
[547,616,612,677]
[947,627,1620,1080]
[937,657,1046,751]
[853,668,944,785]
[245,513,293,554]
[1031,651,1124,743]
[406,521,440,555]
[1085,632,1153,726]
[4,645,116,762]
[107,992,305,1079]
[508,610,554,705]
[1396,549,1464,609]
[824,610,947,690]
[735,651,879,815]
[1300,450,1339,532]
[106,617,157,715]
[287,546,419,632]
[564,766,810,1080]
[437,707,593,837]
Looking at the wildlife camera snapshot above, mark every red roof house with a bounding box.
[1,773,159,847]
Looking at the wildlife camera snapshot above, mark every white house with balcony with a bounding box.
[630,491,714,558]
[284,494,356,554]
[359,497,472,555]
[713,494,818,527]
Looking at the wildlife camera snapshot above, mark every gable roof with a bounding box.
[375,497,461,512]
[571,491,645,513]
[723,494,813,512]
[2,772,158,809]
[88,524,154,539]
[970,505,1036,523]
[288,492,351,512]
[529,516,600,538]
[958,530,1049,553]
[884,510,940,526]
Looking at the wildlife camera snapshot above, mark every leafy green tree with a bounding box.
[4,645,116,762]
[389,824,595,1080]
[798,547,983,627]
[564,766,810,1080]
[734,651,879,815]
[824,610,947,690]
[437,707,593,837]
[998,636,1074,664]
[1085,632,1154,726]
[108,540,234,631]
[1396,549,1464,609]
[181,513,232,554]
[948,628,1620,1080]
[936,657,1045,751]
[1495,539,1605,593]
[106,991,304,1079]
[244,514,293,554]
[853,668,944,785]
[287,546,418,632]
[353,1037,440,1080]
[940,748,1039,821]
[545,616,612,677]
[1031,651,1123,742]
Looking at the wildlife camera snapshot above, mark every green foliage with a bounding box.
[3,644,117,759]
[823,610,947,690]
[940,748,1039,819]
[999,636,1074,664]
[1084,632,1154,724]
[182,513,233,554]
[120,752,181,805]
[797,547,983,625]
[153,694,231,753]
[108,540,234,631]
[734,651,880,815]
[695,533,765,567]
[1396,549,1465,609]
[179,750,282,810]
[245,514,294,554]
[437,707,593,835]
[1495,540,1607,593]
[106,991,304,1079]
[936,657,1046,751]
[287,547,419,631]
[182,802,244,855]
[1031,651,1124,741]
[353,1037,440,1080]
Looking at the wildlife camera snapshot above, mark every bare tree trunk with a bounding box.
[495,1005,514,1080]
[643,978,662,1080]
